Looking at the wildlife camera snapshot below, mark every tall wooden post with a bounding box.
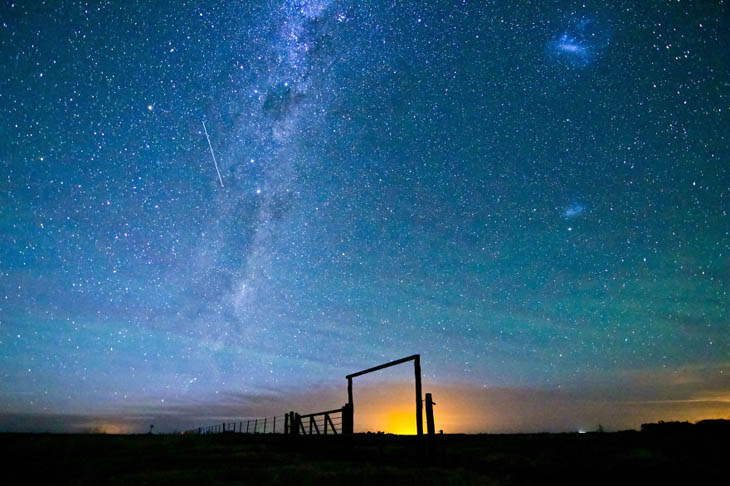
[347,377,353,409]
[414,355,423,436]
[425,393,435,436]
[346,376,354,435]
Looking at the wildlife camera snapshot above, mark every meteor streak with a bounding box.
[202,121,224,188]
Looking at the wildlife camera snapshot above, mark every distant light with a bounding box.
[578,429,586,434]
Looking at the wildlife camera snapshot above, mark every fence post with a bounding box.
[263,417,267,433]
[285,413,289,435]
[273,416,277,433]
[425,393,435,436]
[254,418,258,433]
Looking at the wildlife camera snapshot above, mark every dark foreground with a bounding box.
[2,430,724,485]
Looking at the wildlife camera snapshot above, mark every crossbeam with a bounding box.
[346,354,420,379]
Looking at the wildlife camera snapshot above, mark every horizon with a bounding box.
[1,1,728,435]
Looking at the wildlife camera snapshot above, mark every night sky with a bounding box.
[1,1,728,434]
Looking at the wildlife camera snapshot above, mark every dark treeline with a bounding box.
[641,419,730,435]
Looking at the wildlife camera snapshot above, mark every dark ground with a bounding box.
[1,430,725,485]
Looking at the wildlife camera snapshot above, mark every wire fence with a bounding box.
[184,407,344,436]
[184,414,288,435]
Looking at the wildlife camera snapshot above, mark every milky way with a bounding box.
[1,1,728,432]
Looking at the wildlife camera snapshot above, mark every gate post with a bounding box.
[342,403,353,435]
[414,355,423,436]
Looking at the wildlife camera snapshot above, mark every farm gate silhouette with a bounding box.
[186,354,437,436]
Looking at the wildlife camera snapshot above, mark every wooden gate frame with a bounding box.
[345,354,423,436]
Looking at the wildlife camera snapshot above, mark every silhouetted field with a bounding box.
[2,429,725,485]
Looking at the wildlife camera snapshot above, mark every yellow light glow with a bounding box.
[100,424,123,434]
[385,410,417,435]
[82,422,131,434]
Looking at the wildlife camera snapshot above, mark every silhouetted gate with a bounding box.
[286,407,345,435]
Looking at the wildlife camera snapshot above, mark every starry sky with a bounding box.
[1,0,729,433]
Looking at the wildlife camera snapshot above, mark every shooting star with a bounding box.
[202,121,224,188]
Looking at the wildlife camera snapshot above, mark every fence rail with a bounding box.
[296,407,343,435]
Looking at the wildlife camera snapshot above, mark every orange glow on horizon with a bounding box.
[345,381,730,434]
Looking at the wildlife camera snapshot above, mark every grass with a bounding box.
[1,431,724,485]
